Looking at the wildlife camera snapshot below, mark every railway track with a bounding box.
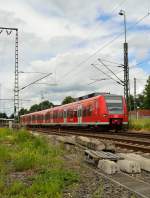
[28,127,150,153]
[28,127,150,197]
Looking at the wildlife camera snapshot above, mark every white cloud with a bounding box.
[0,0,149,115]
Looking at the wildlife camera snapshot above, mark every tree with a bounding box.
[9,113,14,119]
[19,108,28,116]
[128,95,134,111]
[61,96,76,105]
[39,100,54,110]
[143,76,150,109]
[29,100,54,112]
[0,112,8,118]
[136,94,144,109]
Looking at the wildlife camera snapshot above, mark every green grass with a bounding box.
[0,128,79,198]
[129,118,150,131]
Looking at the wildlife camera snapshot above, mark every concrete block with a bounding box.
[118,153,150,172]
[128,153,150,172]
[76,136,91,147]
[117,159,141,173]
[102,140,116,152]
[63,135,76,145]
[97,159,119,174]
[87,138,105,151]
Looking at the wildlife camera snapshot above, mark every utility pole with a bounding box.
[0,27,19,121]
[124,42,129,109]
[134,77,137,119]
[119,10,129,110]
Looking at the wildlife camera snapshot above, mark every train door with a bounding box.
[77,105,82,124]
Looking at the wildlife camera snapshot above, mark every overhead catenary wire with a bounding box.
[19,73,52,91]
[91,63,124,86]
[58,12,150,84]
[98,58,124,84]
[87,78,108,85]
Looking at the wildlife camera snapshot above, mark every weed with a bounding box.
[13,150,39,171]
[129,118,150,131]
[0,128,79,197]
[92,181,104,198]
[8,180,25,196]
[27,169,79,197]
[0,144,12,162]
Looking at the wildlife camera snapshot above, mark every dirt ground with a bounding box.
[61,144,143,198]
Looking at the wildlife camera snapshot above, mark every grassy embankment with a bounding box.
[0,128,79,198]
[129,118,150,131]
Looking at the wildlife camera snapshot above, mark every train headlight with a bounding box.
[103,114,108,117]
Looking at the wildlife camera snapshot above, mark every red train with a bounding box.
[20,93,128,130]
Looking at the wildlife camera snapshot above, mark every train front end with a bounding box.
[104,95,128,130]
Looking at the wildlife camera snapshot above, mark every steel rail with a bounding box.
[28,127,150,153]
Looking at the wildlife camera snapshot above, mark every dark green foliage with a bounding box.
[18,108,28,116]
[129,76,150,110]
[136,94,144,109]
[29,104,39,112]
[143,76,150,109]
[9,113,14,119]
[29,100,54,112]
[61,96,76,105]
[128,95,134,110]
[0,112,8,118]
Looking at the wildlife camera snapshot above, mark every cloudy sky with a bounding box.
[0,0,150,115]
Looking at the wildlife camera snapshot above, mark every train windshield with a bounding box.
[105,96,123,114]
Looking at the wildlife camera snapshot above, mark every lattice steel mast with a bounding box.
[0,27,19,120]
[14,29,19,121]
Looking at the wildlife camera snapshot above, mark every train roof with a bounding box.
[75,92,110,101]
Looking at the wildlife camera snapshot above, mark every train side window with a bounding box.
[63,110,66,118]
[87,105,92,116]
[67,110,69,118]
[61,111,63,119]
[49,113,51,119]
[82,107,86,117]
[53,111,57,119]
[70,110,73,118]
[45,113,49,120]
[74,110,77,118]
